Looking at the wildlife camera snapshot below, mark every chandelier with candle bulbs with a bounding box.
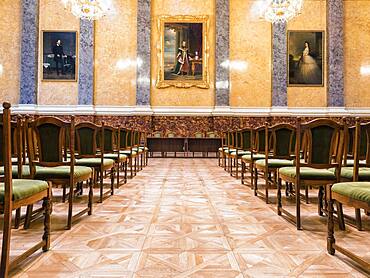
[62,0,114,21]
[261,0,304,23]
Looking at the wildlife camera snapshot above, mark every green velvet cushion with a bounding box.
[330,167,370,181]
[223,148,236,153]
[120,150,137,156]
[0,165,31,178]
[104,153,128,162]
[34,166,92,180]
[279,167,336,180]
[230,150,251,157]
[0,179,49,203]
[256,159,294,168]
[132,147,144,153]
[332,182,370,204]
[345,159,367,167]
[76,158,114,168]
[218,147,229,151]
[242,154,266,162]
[139,146,149,151]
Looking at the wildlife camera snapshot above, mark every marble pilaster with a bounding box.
[20,0,39,104]
[327,0,344,106]
[136,0,151,106]
[272,22,287,106]
[78,19,94,105]
[215,0,230,106]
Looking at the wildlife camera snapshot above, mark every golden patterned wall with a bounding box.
[0,0,21,104]
[94,0,137,106]
[287,0,327,107]
[230,0,272,107]
[38,0,80,105]
[344,0,370,107]
[150,0,216,107]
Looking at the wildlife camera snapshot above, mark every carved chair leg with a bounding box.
[99,169,104,203]
[296,182,302,230]
[42,189,51,251]
[326,184,335,255]
[14,208,21,229]
[355,208,362,231]
[254,166,258,196]
[277,177,282,215]
[318,186,324,216]
[24,204,33,229]
[265,169,269,204]
[235,158,239,179]
[336,201,345,231]
[67,181,74,230]
[88,177,93,215]
[241,161,245,185]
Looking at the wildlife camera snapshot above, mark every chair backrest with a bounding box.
[126,130,133,147]
[27,116,72,164]
[297,118,345,169]
[133,131,140,146]
[75,122,100,157]
[119,129,128,149]
[254,126,267,154]
[241,129,252,151]
[352,119,370,181]
[269,123,296,158]
[101,125,118,153]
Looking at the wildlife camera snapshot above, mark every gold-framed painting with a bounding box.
[41,30,78,82]
[156,15,210,89]
[288,30,325,87]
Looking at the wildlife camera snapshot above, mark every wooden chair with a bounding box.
[132,131,144,171]
[75,122,115,203]
[334,119,370,230]
[230,129,253,179]
[0,102,51,277]
[254,123,295,203]
[241,126,269,189]
[120,129,138,178]
[100,124,128,187]
[25,116,93,230]
[327,118,370,273]
[218,132,229,167]
[277,118,346,230]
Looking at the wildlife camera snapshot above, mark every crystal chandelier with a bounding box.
[261,0,303,23]
[62,0,114,21]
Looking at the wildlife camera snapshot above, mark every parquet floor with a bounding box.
[2,158,370,277]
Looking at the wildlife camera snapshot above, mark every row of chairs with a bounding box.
[218,118,370,272]
[0,102,149,277]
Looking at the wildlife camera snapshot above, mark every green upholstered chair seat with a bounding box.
[0,179,48,203]
[255,159,294,168]
[104,153,128,162]
[0,165,31,178]
[76,158,115,168]
[329,167,370,181]
[132,147,144,153]
[345,159,366,167]
[332,182,370,204]
[230,150,251,157]
[11,157,29,165]
[120,150,137,157]
[218,147,229,151]
[242,153,266,162]
[139,146,149,151]
[34,166,92,181]
[279,167,336,180]
[224,148,237,153]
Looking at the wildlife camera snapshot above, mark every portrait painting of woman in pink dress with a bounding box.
[288,32,324,86]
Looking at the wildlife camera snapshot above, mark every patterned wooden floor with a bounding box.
[2,158,370,277]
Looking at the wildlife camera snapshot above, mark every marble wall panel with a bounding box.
[38,0,80,105]
[150,0,216,107]
[0,0,22,104]
[215,0,230,106]
[230,0,272,107]
[344,0,370,107]
[272,22,287,106]
[95,0,137,106]
[287,0,327,107]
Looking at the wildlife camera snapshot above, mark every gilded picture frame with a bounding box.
[287,30,325,87]
[41,30,78,82]
[156,15,210,89]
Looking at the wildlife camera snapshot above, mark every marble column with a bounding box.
[215,0,230,106]
[20,0,39,104]
[78,20,94,105]
[327,0,344,106]
[271,22,287,107]
[136,0,151,106]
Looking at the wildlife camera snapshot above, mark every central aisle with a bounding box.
[16,159,365,277]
